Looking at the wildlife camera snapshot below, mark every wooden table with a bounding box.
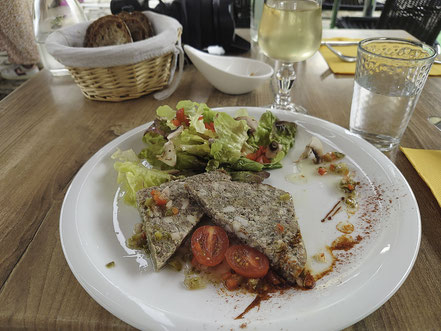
[0,29,440,330]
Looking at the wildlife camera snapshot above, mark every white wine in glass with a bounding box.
[258,0,322,112]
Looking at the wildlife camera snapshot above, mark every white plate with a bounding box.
[60,107,420,331]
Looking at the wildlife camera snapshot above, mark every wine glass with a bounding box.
[258,0,322,113]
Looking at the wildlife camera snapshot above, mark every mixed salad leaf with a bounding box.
[112,100,297,206]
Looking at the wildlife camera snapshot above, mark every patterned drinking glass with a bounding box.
[350,37,436,151]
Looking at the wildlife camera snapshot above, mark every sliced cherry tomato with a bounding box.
[225,245,269,278]
[191,225,229,267]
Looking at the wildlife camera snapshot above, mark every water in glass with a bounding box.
[350,77,419,151]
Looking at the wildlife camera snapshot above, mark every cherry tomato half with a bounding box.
[225,245,269,278]
[191,225,229,267]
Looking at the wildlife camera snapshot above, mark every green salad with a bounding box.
[112,100,297,206]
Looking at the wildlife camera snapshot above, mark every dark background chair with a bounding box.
[336,0,441,46]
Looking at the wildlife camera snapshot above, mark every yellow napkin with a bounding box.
[319,37,441,76]
[401,147,441,207]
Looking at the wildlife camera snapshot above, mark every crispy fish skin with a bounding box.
[136,171,231,270]
[186,180,307,283]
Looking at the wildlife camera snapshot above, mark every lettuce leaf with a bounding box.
[111,149,173,206]
[248,111,297,164]
[229,157,264,172]
[156,105,176,121]
[210,112,250,164]
[175,152,207,170]
[139,132,169,169]
[172,128,211,157]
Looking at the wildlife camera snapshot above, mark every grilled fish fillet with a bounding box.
[186,179,307,283]
[136,171,230,270]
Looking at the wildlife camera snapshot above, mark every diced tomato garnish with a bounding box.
[150,189,168,206]
[171,207,179,215]
[198,115,204,120]
[262,155,271,163]
[204,122,215,132]
[276,223,284,233]
[347,184,355,191]
[225,274,243,291]
[323,152,336,162]
[329,164,336,171]
[225,245,269,278]
[171,118,181,127]
[256,146,267,157]
[191,225,229,267]
[176,108,186,122]
[246,152,257,161]
[318,167,328,176]
[176,108,190,126]
[256,155,270,164]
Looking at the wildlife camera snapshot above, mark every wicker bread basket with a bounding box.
[67,52,174,102]
[46,12,183,102]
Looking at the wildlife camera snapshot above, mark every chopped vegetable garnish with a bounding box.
[279,193,290,201]
[339,176,358,193]
[276,223,284,233]
[151,190,168,206]
[167,257,183,271]
[184,274,207,290]
[323,151,345,162]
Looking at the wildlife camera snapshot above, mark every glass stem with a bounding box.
[273,61,296,110]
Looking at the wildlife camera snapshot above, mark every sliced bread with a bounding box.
[84,15,133,47]
[129,11,155,38]
[117,11,148,42]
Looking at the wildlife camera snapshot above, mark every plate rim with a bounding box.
[60,107,421,331]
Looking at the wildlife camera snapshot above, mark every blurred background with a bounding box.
[2,0,440,100]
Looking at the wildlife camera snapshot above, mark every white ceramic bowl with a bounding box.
[184,45,274,95]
